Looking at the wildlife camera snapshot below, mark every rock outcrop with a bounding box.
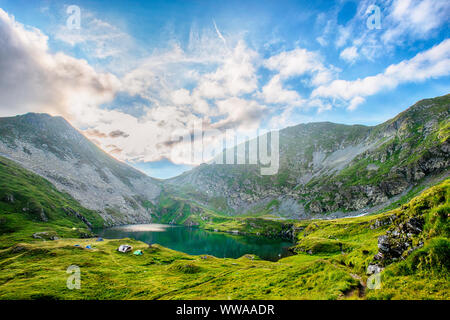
[368,214,425,274]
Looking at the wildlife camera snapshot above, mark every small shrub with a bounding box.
[168,262,202,274]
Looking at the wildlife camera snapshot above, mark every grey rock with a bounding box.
[378,235,390,253]
[367,264,384,275]
[32,231,57,240]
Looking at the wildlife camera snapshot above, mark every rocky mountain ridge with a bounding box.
[165,94,450,220]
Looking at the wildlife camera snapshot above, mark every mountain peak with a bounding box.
[16,112,70,125]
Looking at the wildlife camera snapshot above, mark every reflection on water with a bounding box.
[96,224,293,261]
[111,224,171,232]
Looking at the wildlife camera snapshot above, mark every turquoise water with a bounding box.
[96,224,293,261]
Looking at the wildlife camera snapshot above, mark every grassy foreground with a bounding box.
[0,156,448,299]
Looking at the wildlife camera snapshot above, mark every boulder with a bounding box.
[32,231,58,240]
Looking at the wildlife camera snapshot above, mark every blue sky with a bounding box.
[0,0,449,178]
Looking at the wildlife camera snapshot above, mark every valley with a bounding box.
[0,95,448,300]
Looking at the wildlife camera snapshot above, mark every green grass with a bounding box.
[0,238,360,300]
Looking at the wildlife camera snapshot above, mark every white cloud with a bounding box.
[335,25,351,48]
[195,41,258,99]
[314,0,449,64]
[312,38,450,105]
[314,13,333,47]
[81,25,263,165]
[382,0,450,45]
[259,47,338,115]
[263,48,336,86]
[171,88,193,105]
[261,75,304,106]
[213,19,227,47]
[264,48,332,84]
[0,8,120,119]
[340,46,359,63]
[213,97,267,131]
[83,105,203,164]
[347,96,365,111]
[316,36,327,46]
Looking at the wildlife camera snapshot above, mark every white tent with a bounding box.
[117,244,133,253]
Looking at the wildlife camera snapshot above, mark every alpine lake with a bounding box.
[96,223,293,261]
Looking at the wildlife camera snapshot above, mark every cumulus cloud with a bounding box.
[340,46,359,63]
[347,96,365,111]
[96,33,267,164]
[264,48,335,86]
[312,38,450,107]
[260,75,304,106]
[213,97,266,131]
[259,47,337,116]
[194,41,258,99]
[171,88,193,105]
[0,8,120,118]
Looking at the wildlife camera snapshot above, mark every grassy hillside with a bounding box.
[0,173,448,299]
[0,156,104,246]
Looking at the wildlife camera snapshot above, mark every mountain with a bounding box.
[0,113,161,225]
[0,95,448,226]
[165,94,450,220]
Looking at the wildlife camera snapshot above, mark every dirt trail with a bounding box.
[347,273,366,298]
